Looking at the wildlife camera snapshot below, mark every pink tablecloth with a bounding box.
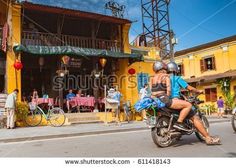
[32,98,54,105]
[70,97,95,107]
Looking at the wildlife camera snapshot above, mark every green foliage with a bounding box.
[16,102,29,121]
[200,103,217,114]
[216,77,231,96]
[225,93,235,109]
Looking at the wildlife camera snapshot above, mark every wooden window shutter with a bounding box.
[181,64,185,76]
[205,89,210,102]
[200,59,205,72]
[212,56,216,70]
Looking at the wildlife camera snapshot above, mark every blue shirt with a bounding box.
[170,75,188,99]
[112,92,122,106]
[66,93,76,100]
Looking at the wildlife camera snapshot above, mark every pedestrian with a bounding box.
[5,89,19,129]
[217,96,224,118]
[139,83,149,121]
[112,88,122,125]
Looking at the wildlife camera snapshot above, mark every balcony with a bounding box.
[22,31,121,52]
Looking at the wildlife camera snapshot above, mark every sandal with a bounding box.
[205,136,221,145]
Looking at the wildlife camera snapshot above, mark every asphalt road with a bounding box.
[0,122,235,157]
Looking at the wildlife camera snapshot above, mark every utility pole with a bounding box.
[141,0,175,60]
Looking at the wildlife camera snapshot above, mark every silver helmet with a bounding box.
[167,61,178,73]
[153,61,167,73]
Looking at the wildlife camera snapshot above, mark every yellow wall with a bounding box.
[6,3,21,99]
[175,41,236,104]
[175,42,236,79]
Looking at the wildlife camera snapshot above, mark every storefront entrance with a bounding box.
[0,57,6,93]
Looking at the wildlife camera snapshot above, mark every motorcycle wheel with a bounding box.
[151,116,172,148]
[195,115,209,141]
[231,114,236,132]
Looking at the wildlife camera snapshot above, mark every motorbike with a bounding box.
[231,107,236,132]
[146,93,209,148]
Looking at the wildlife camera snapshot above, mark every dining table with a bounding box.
[69,97,95,112]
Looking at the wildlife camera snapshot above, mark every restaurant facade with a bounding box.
[2,1,157,120]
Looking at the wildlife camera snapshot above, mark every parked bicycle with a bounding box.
[25,102,65,127]
[231,107,236,132]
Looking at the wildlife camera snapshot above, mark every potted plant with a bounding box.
[15,102,29,126]
[224,93,235,115]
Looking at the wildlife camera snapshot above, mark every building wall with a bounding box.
[175,41,236,104]
[6,3,22,100]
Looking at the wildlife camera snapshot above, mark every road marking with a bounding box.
[0,129,150,146]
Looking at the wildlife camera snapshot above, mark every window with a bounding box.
[200,56,216,72]
[177,64,185,76]
[234,86,236,92]
[205,88,217,102]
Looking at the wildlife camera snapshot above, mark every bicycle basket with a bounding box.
[28,102,37,111]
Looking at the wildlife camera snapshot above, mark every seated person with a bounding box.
[76,89,83,97]
[167,61,220,145]
[66,89,76,112]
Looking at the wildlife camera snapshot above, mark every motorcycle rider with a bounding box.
[151,61,195,131]
[167,61,221,145]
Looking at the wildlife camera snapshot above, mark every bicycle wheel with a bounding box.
[25,109,42,127]
[49,107,65,127]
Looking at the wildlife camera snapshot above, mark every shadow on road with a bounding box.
[227,152,236,157]
[171,136,203,148]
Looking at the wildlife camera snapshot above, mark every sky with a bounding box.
[23,0,236,51]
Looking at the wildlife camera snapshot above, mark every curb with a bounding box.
[0,119,230,144]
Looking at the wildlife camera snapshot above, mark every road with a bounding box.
[0,122,235,157]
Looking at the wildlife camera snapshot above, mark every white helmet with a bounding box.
[153,61,167,73]
[167,61,178,73]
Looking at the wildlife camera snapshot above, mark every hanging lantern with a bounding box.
[128,68,136,75]
[13,60,23,71]
[61,55,70,65]
[99,58,107,68]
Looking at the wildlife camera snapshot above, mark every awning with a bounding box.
[13,45,143,60]
[185,70,236,83]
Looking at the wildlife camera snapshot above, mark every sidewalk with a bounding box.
[0,115,231,143]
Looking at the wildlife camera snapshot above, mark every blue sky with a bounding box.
[24,0,236,51]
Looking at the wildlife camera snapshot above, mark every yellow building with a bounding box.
[0,0,157,122]
[174,35,236,106]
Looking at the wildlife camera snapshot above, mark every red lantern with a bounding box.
[128,68,136,75]
[13,60,23,71]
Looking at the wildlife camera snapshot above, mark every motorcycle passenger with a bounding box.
[151,61,192,132]
[151,61,194,131]
[167,61,221,145]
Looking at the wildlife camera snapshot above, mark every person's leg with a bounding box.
[9,109,15,129]
[220,108,224,117]
[170,99,192,122]
[66,100,70,112]
[6,108,10,129]
[191,115,220,145]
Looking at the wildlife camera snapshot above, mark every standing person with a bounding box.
[112,88,122,125]
[5,89,19,129]
[139,83,149,120]
[66,89,76,112]
[167,61,220,145]
[217,96,224,118]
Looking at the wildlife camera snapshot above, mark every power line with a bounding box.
[178,0,236,39]
[170,4,226,38]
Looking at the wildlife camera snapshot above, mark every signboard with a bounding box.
[69,58,82,68]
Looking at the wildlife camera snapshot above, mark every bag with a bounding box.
[134,97,165,112]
